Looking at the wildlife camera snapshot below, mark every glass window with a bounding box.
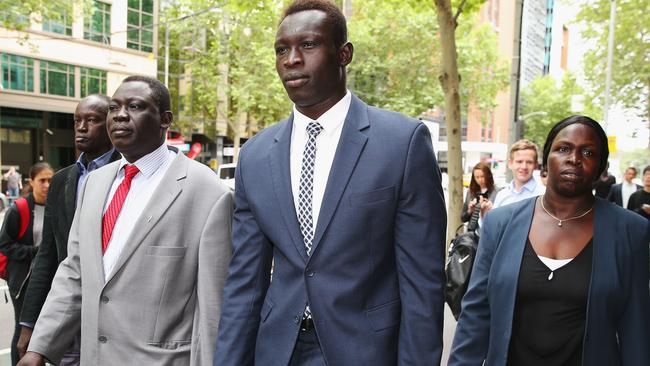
[80,67,107,96]
[40,61,75,97]
[1,53,34,92]
[84,1,111,44]
[43,9,72,36]
[126,0,154,53]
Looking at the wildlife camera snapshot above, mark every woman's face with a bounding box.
[30,169,53,204]
[473,169,487,189]
[546,123,601,197]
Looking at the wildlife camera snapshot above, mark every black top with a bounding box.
[508,238,593,366]
[627,189,650,220]
[593,174,615,198]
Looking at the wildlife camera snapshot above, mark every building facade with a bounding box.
[0,0,158,177]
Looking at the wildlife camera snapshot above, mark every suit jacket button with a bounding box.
[101,296,109,303]
[98,336,107,343]
[294,316,301,324]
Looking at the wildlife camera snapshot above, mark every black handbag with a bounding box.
[445,221,480,320]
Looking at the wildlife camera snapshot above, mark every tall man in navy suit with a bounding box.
[214,1,447,365]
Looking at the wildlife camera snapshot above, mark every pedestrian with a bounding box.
[607,166,642,208]
[461,162,500,230]
[18,76,233,366]
[214,1,447,365]
[16,94,120,365]
[449,115,649,366]
[4,166,23,199]
[0,162,53,366]
[627,165,650,220]
[592,163,615,199]
[490,139,546,210]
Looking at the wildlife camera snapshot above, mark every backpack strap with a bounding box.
[15,197,29,239]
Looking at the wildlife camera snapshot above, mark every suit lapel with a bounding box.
[63,167,79,227]
[269,117,310,263]
[104,152,186,285]
[310,95,369,258]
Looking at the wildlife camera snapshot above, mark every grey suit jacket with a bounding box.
[28,150,233,366]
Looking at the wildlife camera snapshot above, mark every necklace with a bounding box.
[540,197,594,227]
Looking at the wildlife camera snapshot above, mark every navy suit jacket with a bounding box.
[607,182,642,207]
[214,95,447,365]
[449,197,650,366]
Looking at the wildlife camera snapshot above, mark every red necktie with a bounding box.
[102,164,140,254]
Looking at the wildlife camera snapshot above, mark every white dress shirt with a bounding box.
[290,91,351,229]
[621,181,637,209]
[102,144,177,280]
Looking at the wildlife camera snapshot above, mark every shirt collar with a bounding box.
[76,148,117,174]
[509,177,539,193]
[292,90,351,136]
[117,143,170,178]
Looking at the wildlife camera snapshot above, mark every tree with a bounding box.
[520,74,601,149]
[0,0,87,35]
[576,0,650,146]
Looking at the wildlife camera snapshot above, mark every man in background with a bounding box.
[607,166,642,208]
[16,94,120,365]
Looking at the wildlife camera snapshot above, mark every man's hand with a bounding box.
[16,351,45,366]
[17,326,33,359]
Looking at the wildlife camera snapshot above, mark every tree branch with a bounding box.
[453,0,468,25]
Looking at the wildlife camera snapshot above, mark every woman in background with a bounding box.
[449,116,649,366]
[461,162,499,230]
[0,162,53,365]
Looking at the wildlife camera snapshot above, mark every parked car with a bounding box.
[216,163,236,190]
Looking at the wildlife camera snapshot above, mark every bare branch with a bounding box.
[453,0,469,25]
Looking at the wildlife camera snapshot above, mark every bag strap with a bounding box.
[15,197,29,239]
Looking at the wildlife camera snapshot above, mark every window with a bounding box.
[127,0,154,52]
[40,61,75,97]
[1,54,34,92]
[43,9,72,36]
[80,67,107,96]
[85,1,111,44]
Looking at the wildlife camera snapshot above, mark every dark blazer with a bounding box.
[20,150,121,324]
[0,193,37,298]
[607,182,642,206]
[214,95,447,365]
[449,197,650,366]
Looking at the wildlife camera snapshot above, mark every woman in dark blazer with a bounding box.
[449,116,649,366]
[0,162,52,365]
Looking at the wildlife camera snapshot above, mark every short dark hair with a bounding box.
[29,162,52,180]
[643,165,650,176]
[282,0,347,48]
[542,115,609,176]
[121,75,171,113]
[624,166,637,175]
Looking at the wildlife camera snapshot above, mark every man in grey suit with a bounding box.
[19,76,233,366]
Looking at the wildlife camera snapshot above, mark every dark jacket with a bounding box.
[607,182,642,207]
[20,150,121,324]
[449,197,650,366]
[0,193,37,298]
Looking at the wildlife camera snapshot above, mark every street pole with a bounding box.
[603,0,616,133]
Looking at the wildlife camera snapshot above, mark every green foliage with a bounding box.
[576,0,650,118]
[348,0,507,118]
[0,0,90,31]
[520,74,602,148]
[616,148,650,174]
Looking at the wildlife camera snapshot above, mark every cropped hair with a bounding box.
[643,165,650,176]
[509,139,539,161]
[542,115,609,176]
[122,75,171,113]
[282,0,347,48]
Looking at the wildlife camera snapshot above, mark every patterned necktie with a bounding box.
[298,121,322,321]
[102,164,140,254]
[298,121,323,256]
